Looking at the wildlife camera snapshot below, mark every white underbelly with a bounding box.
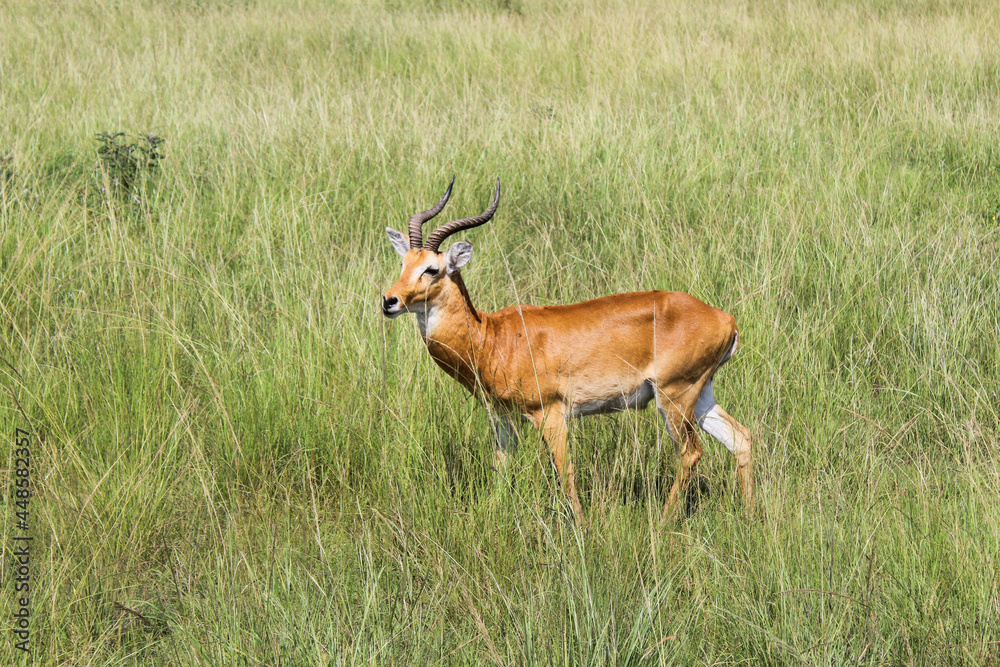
[570,381,655,417]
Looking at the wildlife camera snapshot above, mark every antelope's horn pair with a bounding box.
[407,176,501,253]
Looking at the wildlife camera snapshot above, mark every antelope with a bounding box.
[382,177,753,520]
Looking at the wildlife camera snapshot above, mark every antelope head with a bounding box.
[382,177,500,322]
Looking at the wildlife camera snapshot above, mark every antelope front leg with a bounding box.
[535,406,583,519]
[491,415,519,471]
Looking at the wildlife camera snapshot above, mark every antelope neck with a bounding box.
[417,271,481,339]
[418,272,488,389]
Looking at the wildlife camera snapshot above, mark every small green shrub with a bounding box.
[95,131,164,200]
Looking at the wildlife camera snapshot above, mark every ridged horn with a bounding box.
[408,176,455,249]
[425,178,501,253]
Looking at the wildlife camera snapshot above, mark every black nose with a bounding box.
[383,296,398,313]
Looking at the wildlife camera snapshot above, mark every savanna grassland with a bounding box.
[1,0,999,663]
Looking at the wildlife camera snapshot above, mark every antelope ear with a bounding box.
[386,228,409,257]
[445,241,473,274]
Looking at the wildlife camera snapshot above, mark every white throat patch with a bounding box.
[415,306,440,338]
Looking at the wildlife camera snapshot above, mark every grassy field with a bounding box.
[2,0,999,663]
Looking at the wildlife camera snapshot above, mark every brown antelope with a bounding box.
[382,177,753,520]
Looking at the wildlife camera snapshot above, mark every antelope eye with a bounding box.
[423,266,440,277]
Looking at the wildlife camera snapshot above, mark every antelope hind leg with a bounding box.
[695,381,753,510]
[662,423,703,521]
[656,397,702,521]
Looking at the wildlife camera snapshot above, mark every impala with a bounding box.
[382,177,753,519]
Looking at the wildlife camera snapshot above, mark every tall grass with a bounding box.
[1,0,998,663]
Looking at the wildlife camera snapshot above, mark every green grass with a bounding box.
[1,0,999,663]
